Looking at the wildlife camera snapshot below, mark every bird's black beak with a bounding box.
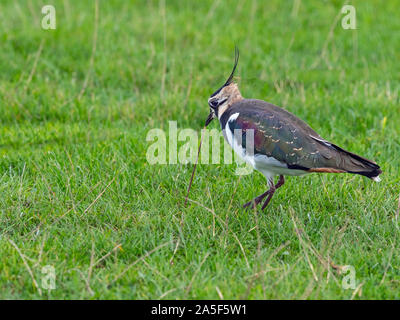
[205,112,214,127]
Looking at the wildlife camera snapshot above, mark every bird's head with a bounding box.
[205,47,242,126]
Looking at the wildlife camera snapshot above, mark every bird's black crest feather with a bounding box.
[210,46,240,97]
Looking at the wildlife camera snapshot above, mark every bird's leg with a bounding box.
[261,175,285,210]
[260,182,276,210]
[274,175,285,189]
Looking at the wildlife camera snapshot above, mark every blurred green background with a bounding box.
[0,0,399,299]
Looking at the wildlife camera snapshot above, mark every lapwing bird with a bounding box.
[205,48,382,210]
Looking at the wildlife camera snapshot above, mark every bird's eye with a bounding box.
[209,99,219,109]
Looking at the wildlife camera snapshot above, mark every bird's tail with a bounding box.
[331,143,382,182]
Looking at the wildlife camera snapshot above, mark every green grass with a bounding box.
[1,0,399,299]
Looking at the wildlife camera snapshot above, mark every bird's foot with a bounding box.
[242,175,285,211]
[243,190,271,209]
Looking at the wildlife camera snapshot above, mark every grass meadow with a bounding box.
[1,0,399,299]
